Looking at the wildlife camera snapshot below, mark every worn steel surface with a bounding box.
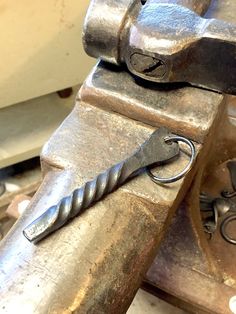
[145,96,236,314]
[84,0,236,93]
[145,199,236,314]
[153,0,211,14]
[0,103,200,314]
[80,62,223,143]
[145,114,236,314]
[143,0,236,307]
[0,69,224,313]
[83,0,210,64]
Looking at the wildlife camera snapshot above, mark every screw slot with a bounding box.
[130,53,167,78]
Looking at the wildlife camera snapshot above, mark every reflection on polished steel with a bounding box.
[83,0,236,93]
[23,127,181,243]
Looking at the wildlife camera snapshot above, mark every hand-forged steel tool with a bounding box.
[23,127,195,243]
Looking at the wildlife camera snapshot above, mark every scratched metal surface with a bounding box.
[0,102,202,314]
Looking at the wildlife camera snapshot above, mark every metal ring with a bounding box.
[146,135,196,184]
[221,190,236,199]
[220,215,236,245]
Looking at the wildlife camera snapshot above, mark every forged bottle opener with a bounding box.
[23,127,195,243]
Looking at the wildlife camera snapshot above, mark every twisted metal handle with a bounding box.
[23,162,128,243]
[55,162,128,222]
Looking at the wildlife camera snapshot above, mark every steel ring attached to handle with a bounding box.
[220,215,236,245]
[146,135,196,184]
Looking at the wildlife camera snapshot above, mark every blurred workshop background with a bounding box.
[0,0,95,169]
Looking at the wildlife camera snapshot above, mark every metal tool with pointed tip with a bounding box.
[23,128,195,243]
